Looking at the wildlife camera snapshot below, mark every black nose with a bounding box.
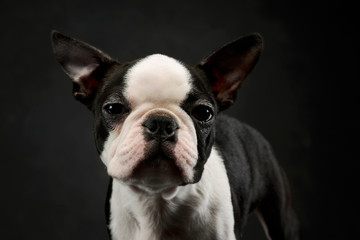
[143,115,178,142]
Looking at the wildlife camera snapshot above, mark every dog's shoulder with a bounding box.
[215,114,270,152]
[214,114,276,201]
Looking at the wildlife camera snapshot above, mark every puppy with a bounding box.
[51,31,299,240]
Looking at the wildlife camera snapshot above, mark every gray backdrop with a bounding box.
[0,0,357,239]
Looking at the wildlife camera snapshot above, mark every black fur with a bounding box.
[215,115,299,239]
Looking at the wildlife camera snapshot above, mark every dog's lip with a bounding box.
[129,180,178,193]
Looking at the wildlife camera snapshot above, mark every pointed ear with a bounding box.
[51,30,115,107]
[198,33,263,111]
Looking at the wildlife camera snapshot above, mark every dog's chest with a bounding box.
[108,149,236,240]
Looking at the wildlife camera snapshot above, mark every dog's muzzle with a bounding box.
[103,107,198,190]
[124,113,183,195]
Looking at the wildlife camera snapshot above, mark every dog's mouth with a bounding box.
[124,153,183,199]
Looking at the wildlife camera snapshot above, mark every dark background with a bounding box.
[0,0,357,239]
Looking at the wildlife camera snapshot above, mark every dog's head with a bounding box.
[51,31,262,197]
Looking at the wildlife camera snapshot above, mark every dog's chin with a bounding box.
[122,156,184,200]
[129,183,180,200]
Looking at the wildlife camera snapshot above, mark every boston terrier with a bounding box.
[51,31,299,240]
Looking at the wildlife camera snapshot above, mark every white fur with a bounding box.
[124,54,192,106]
[109,148,236,240]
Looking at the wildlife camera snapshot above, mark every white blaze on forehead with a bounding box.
[124,54,192,105]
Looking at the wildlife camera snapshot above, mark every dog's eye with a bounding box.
[192,105,214,122]
[104,103,124,115]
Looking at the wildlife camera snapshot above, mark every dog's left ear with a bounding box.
[198,33,263,111]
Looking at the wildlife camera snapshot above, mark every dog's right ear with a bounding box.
[51,30,115,107]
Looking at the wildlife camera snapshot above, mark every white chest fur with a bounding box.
[108,148,236,240]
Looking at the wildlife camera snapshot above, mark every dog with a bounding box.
[51,31,299,240]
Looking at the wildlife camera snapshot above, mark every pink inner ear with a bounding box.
[211,69,242,103]
[66,63,99,82]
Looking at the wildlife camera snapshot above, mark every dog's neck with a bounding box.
[108,148,236,240]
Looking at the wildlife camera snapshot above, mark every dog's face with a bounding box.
[95,54,216,192]
[51,32,262,196]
